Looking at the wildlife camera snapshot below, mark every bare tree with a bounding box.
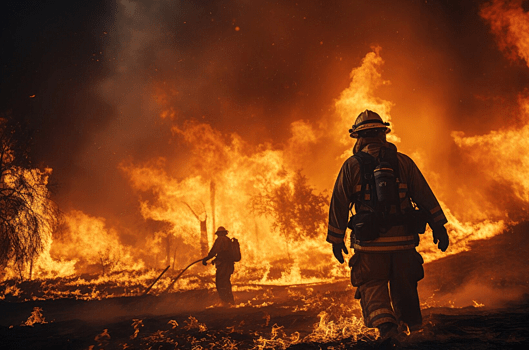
[0,114,58,279]
[182,201,208,257]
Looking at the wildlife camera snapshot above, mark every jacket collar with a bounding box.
[353,137,396,155]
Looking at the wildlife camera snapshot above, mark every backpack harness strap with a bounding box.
[353,151,377,211]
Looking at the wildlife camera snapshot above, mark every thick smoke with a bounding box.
[78,0,528,226]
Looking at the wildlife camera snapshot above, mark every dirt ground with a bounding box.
[2,222,529,349]
[1,283,528,349]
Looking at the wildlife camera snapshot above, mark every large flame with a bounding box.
[452,0,529,214]
[1,47,510,289]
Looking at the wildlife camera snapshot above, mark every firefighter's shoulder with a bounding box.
[341,153,362,169]
[396,151,419,169]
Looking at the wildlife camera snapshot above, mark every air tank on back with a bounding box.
[374,162,396,205]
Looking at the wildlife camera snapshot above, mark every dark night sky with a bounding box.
[2,0,528,234]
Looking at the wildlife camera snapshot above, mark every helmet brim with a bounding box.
[350,125,391,138]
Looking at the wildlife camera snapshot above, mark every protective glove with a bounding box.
[433,225,449,252]
[202,259,208,266]
[332,242,349,264]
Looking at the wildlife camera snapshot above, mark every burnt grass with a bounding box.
[1,222,529,349]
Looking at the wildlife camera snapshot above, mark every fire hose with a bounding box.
[143,258,205,296]
[142,265,170,296]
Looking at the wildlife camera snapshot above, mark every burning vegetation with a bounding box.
[2,0,529,349]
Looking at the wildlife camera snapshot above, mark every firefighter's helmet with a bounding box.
[349,110,391,138]
[215,226,229,235]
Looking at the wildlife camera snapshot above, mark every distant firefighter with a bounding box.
[203,226,241,305]
[327,110,449,344]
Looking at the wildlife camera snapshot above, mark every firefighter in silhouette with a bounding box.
[327,110,449,343]
[203,226,236,305]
